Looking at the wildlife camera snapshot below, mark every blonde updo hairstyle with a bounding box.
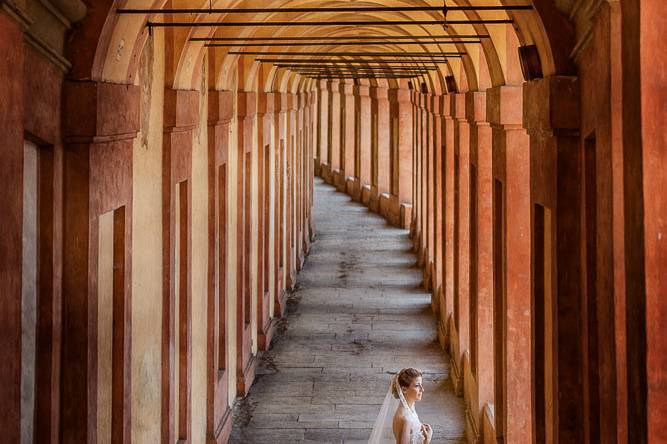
[391,368,423,399]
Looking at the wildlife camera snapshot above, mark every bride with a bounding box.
[368,368,433,444]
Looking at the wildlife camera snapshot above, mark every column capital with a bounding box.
[265,92,281,113]
[388,88,411,104]
[431,94,444,116]
[286,93,297,111]
[257,91,271,116]
[370,85,388,100]
[237,91,257,118]
[339,81,354,96]
[208,90,234,125]
[279,92,290,112]
[443,94,456,118]
[353,84,370,97]
[465,91,487,124]
[420,92,430,110]
[522,76,579,133]
[327,79,340,90]
[63,80,140,141]
[454,92,467,121]
[486,85,523,127]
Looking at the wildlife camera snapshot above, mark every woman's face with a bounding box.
[402,376,424,403]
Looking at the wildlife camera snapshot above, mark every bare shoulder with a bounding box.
[392,409,409,442]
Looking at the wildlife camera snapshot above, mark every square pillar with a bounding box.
[236,91,257,396]
[441,93,457,347]
[354,84,372,203]
[370,86,390,213]
[466,90,493,441]
[205,90,234,443]
[61,81,138,444]
[328,80,341,186]
[385,88,413,229]
[523,76,583,444]
[488,85,533,444]
[339,81,355,193]
[431,95,445,312]
[316,80,330,180]
[451,92,470,395]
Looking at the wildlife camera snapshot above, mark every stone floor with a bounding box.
[230,178,466,444]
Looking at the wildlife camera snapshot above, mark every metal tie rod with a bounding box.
[228,51,464,56]
[119,5,532,14]
[191,35,490,41]
[146,19,513,28]
[259,59,444,64]
[204,40,480,47]
[274,64,437,70]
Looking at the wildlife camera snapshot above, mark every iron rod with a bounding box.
[204,40,480,47]
[228,51,463,56]
[190,35,490,41]
[275,64,437,70]
[119,5,531,14]
[147,19,513,28]
[259,59,444,64]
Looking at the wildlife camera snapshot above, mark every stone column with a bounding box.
[432,94,445,312]
[340,81,355,193]
[523,76,582,444]
[355,84,372,203]
[317,80,330,180]
[425,93,436,289]
[236,91,257,396]
[0,15,24,441]
[488,85,533,443]
[328,80,341,187]
[256,91,276,352]
[451,92,470,395]
[205,89,234,442]
[385,88,413,228]
[61,80,138,443]
[467,90,492,441]
[286,93,297,289]
[370,86,390,213]
[270,93,287,317]
[412,91,421,242]
[441,93,456,345]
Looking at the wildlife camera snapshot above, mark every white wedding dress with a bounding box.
[368,377,424,444]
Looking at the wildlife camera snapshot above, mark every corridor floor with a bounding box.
[230,178,465,443]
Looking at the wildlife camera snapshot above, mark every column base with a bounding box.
[258,313,278,351]
[346,177,362,201]
[208,407,233,444]
[361,184,372,205]
[448,322,464,396]
[332,169,346,191]
[236,354,258,397]
[321,163,332,184]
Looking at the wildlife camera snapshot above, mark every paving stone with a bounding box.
[231,178,465,443]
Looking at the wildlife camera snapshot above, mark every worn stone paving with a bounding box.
[230,177,466,444]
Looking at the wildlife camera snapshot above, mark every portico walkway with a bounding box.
[230,178,465,443]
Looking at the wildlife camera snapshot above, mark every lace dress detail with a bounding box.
[404,406,424,444]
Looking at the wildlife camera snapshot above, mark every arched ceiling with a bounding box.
[71,0,575,93]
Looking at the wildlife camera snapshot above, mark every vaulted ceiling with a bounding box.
[68,1,576,93]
